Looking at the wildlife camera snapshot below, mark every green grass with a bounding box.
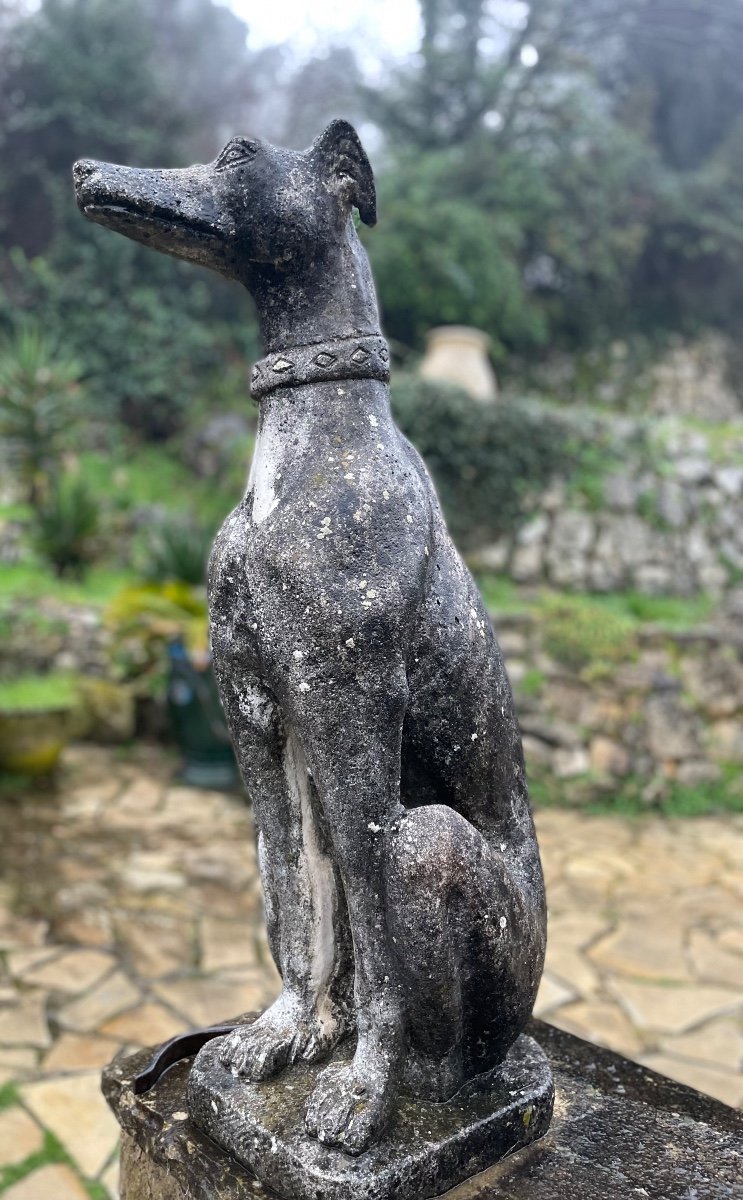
[474,573,524,613]
[518,668,546,697]
[0,673,80,712]
[476,573,717,634]
[595,590,715,629]
[0,562,136,606]
[530,765,743,818]
[0,1082,20,1112]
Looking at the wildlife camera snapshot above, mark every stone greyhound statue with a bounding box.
[73,122,548,1164]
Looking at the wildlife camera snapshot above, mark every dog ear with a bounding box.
[311,119,377,227]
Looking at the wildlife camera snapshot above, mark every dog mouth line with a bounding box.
[82,201,223,241]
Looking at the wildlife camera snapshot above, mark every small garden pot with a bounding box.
[0,674,82,777]
[166,642,240,791]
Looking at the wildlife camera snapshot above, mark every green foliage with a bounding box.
[105,582,208,690]
[0,673,79,712]
[538,593,637,671]
[0,0,259,439]
[369,0,743,355]
[518,668,546,698]
[0,325,82,504]
[32,472,100,578]
[143,515,215,586]
[391,376,566,548]
[368,151,547,352]
[0,562,134,606]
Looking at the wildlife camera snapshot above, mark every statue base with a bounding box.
[104,1020,742,1200]
[186,1019,553,1200]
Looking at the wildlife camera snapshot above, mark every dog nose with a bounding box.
[73,158,97,184]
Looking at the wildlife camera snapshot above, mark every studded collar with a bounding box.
[250,333,390,401]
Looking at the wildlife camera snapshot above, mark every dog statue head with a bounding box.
[73,120,376,282]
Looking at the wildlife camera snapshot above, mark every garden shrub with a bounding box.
[391,376,568,549]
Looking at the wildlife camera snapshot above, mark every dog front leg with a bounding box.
[214,670,353,1080]
[296,663,409,1155]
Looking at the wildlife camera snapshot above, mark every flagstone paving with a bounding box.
[0,744,742,1197]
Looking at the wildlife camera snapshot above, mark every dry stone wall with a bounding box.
[497,605,743,805]
[478,414,743,598]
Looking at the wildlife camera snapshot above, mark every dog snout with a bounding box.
[73,158,98,186]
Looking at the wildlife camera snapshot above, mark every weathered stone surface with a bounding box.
[188,1027,553,1200]
[2,1164,91,1200]
[609,979,741,1034]
[532,973,575,1016]
[75,124,550,1160]
[20,1071,118,1177]
[105,1022,742,1200]
[58,970,141,1032]
[550,1000,643,1058]
[0,1105,44,1167]
[42,1032,122,1072]
[660,1016,743,1072]
[588,918,692,983]
[100,1002,187,1046]
[15,948,114,994]
[0,993,51,1048]
[639,1054,743,1109]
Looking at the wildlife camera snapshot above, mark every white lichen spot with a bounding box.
[471,732,478,741]
[406,513,413,524]
[211,1100,219,1114]
[358,579,368,589]
[293,650,304,660]
[366,589,377,598]
[345,637,355,648]
[353,509,363,522]
[424,546,430,556]
[383,489,390,500]
[172,1111,188,1121]
[322,516,331,525]
[377,442,384,450]
[344,472,354,481]
[299,681,310,693]
[500,842,506,852]
[251,622,258,630]
[368,414,378,427]
[499,915,507,930]
[337,388,346,396]
[367,821,382,833]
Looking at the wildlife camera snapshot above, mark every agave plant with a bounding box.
[142,513,215,586]
[0,324,82,506]
[32,472,100,578]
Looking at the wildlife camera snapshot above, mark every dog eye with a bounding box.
[217,142,257,171]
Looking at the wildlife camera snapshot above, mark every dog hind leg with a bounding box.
[386,805,544,1099]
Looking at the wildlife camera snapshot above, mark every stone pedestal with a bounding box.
[104,1021,741,1200]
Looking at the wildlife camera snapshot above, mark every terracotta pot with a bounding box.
[419,325,498,402]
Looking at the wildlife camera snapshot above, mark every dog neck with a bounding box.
[244,222,382,356]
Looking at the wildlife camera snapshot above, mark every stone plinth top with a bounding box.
[103,1021,742,1200]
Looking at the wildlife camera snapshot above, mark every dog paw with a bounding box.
[218,995,346,1082]
[304,1058,394,1155]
